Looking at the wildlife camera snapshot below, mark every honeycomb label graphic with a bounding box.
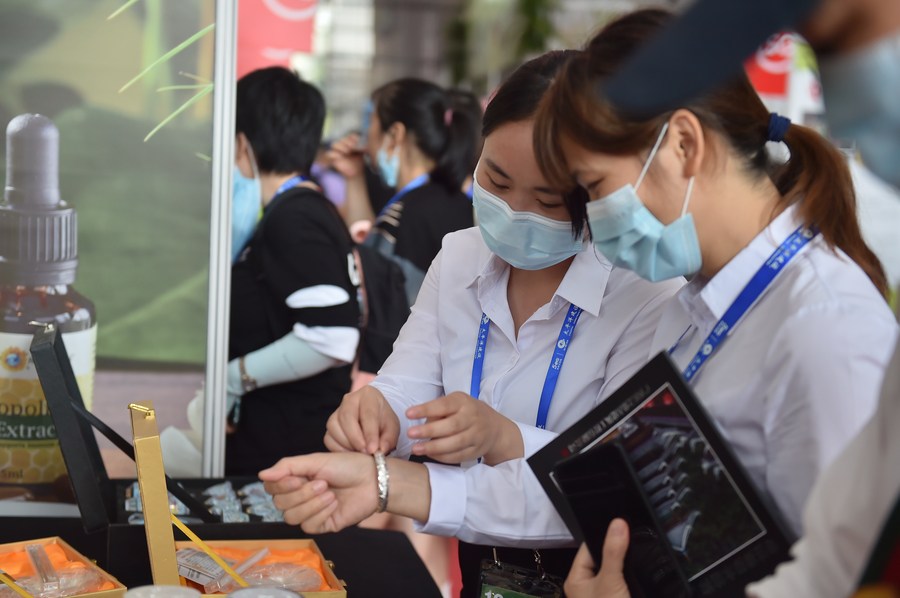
[1,347,28,372]
[0,378,66,484]
[0,328,96,487]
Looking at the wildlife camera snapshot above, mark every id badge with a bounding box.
[479,558,563,598]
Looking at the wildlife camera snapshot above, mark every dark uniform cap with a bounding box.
[603,0,821,119]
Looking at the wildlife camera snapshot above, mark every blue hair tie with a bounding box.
[767,113,791,143]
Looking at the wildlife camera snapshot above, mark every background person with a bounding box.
[226,67,360,475]
[328,78,478,304]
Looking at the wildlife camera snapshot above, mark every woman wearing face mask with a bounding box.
[533,9,898,536]
[259,51,683,594]
[226,67,361,475]
[328,79,478,305]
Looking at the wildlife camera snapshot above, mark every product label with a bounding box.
[176,548,233,586]
[0,326,97,487]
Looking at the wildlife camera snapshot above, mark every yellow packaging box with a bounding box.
[129,401,346,597]
[0,536,126,597]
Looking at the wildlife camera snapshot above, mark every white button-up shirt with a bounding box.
[371,227,683,546]
[654,204,898,536]
[747,335,900,597]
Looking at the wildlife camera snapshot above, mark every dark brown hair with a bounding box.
[535,8,888,296]
[372,78,479,194]
[484,50,588,235]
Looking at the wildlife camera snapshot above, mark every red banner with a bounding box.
[237,0,318,78]
[744,32,793,97]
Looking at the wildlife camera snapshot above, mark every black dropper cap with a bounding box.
[0,114,78,286]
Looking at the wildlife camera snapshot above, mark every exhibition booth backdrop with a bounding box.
[0,0,234,488]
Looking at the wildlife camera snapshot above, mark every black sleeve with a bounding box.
[392,186,474,272]
[258,191,359,329]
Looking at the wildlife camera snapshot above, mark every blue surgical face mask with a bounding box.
[232,146,262,263]
[819,31,900,188]
[587,123,702,281]
[376,139,400,188]
[473,177,584,270]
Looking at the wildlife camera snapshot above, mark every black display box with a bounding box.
[0,325,441,597]
[529,352,795,598]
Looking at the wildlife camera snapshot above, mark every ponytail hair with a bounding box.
[371,78,480,194]
[535,8,888,297]
[442,88,484,189]
[775,125,888,296]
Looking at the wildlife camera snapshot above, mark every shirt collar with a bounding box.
[466,241,611,318]
[683,203,804,321]
[555,243,611,317]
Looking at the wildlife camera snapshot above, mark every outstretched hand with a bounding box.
[564,519,632,598]
[259,452,378,534]
[406,391,524,465]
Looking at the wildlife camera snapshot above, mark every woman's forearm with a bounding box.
[343,175,375,225]
[385,457,431,522]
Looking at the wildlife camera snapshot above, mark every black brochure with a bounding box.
[528,352,794,597]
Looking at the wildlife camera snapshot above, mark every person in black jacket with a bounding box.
[226,67,360,475]
[329,79,478,305]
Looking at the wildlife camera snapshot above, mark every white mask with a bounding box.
[472,177,584,270]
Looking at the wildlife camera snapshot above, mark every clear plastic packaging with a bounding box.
[207,548,271,594]
[237,482,268,498]
[242,563,322,593]
[27,544,59,594]
[0,565,105,598]
[203,481,235,500]
[175,546,324,595]
[176,548,237,589]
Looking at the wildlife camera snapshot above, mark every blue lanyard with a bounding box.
[378,174,429,217]
[470,303,583,429]
[673,225,818,383]
[274,174,307,199]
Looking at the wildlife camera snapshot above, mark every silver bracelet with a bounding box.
[374,451,389,513]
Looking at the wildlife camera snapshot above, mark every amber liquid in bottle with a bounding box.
[0,285,96,500]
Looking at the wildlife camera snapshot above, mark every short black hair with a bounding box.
[371,78,479,194]
[235,67,324,175]
[483,50,588,235]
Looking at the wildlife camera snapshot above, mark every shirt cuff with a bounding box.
[516,422,560,459]
[413,463,467,537]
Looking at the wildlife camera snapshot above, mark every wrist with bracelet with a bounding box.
[373,451,389,513]
[238,356,258,393]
